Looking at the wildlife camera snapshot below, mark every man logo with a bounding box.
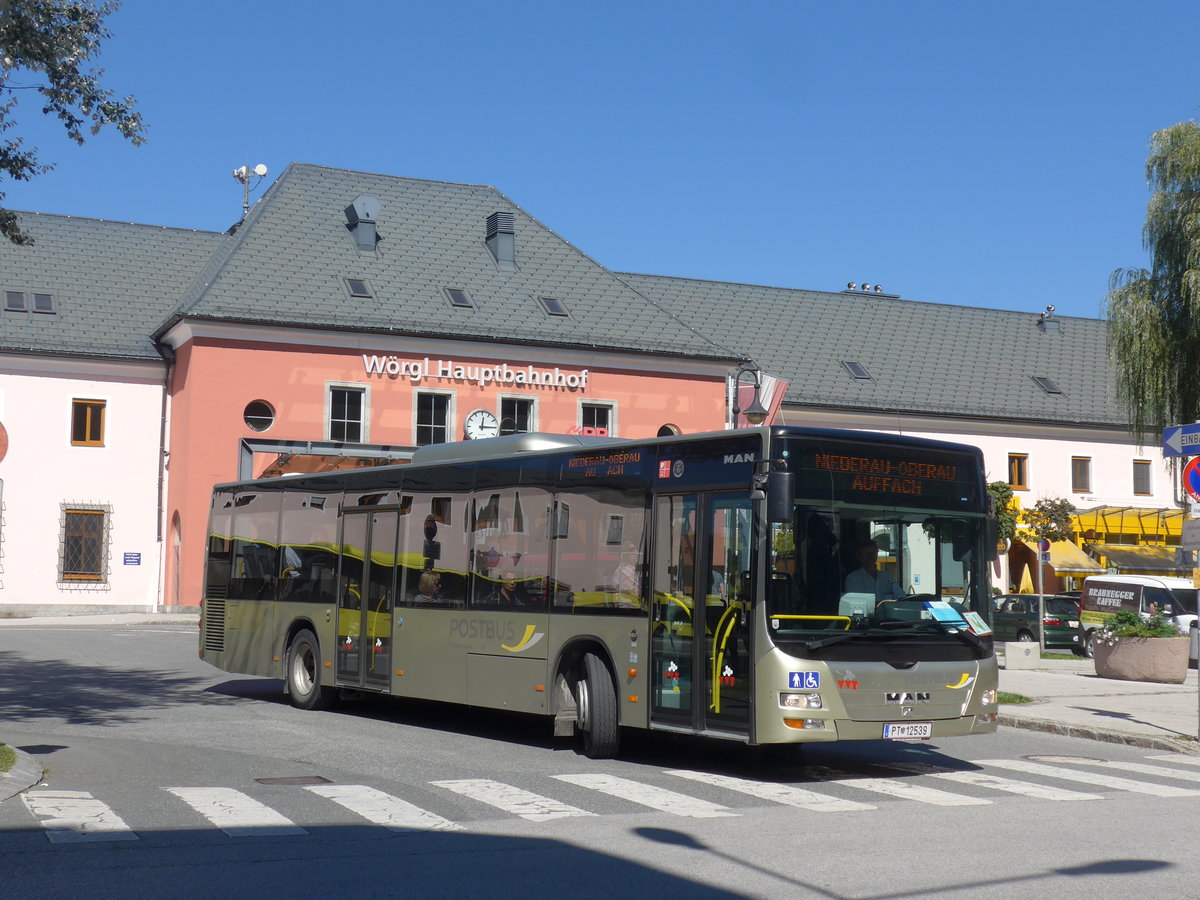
[723,453,754,464]
[886,692,931,704]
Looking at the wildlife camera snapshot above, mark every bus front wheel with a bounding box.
[577,652,619,759]
[286,629,336,711]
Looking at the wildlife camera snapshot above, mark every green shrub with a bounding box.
[1097,606,1181,644]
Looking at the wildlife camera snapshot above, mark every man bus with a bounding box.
[198,426,999,758]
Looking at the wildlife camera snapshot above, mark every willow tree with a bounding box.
[1106,120,1200,441]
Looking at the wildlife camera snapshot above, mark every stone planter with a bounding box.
[1093,635,1190,684]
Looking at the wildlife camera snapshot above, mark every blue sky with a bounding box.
[5,1,1199,320]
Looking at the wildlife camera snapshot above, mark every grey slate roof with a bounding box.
[0,213,224,360]
[158,164,735,362]
[618,273,1120,427]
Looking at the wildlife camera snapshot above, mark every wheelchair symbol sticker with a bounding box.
[788,671,820,689]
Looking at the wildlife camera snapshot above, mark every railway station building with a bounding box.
[0,163,1182,614]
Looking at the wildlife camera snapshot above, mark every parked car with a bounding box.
[992,593,1086,656]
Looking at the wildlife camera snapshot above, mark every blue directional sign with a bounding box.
[1162,423,1200,458]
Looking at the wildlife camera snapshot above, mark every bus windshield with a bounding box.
[766,505,990,658]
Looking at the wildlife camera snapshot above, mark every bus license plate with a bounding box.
[883,722,932,740]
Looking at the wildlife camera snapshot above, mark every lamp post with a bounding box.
[732,361,769,427]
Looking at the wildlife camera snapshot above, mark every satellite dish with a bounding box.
[253,163,268,177]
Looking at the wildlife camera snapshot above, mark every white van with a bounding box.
[1079,574,1199,661]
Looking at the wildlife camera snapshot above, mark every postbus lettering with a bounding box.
[448,618,519,643]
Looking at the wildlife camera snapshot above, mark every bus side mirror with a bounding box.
[767,471,794,523]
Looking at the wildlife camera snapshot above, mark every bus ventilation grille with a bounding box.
[203,599,226,652]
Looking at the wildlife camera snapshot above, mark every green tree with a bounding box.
[987,481,1017,541]
[1106,120,1200,441]
[0,0,145,244]
[1016,496,1076,545]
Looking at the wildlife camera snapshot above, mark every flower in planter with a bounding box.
[1094,605,1182,647]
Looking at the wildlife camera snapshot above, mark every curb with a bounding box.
[999,713,1200,755]
[0,748,44,803]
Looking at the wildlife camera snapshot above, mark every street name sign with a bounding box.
[1162,423,1200,457]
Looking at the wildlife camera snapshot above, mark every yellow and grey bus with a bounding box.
[198,426,999,758]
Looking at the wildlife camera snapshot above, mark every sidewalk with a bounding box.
[998,649,1200,754]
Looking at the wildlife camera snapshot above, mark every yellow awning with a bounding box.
[1086,543,1190,575]
[1020,539,1104,576]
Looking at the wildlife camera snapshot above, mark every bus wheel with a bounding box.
[287,629,336,711]
[577,652,619,759]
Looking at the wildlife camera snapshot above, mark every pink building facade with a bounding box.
[158,322,731,610]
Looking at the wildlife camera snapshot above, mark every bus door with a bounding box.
[336,509,398,690]
[651,493,753,736]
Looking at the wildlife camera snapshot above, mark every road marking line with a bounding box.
[553,774,738,817]
[304,784,460,832]
[431,779,595,822]
[1146,754,1200,768]
[1029,755,1200,784]
[665,769,875,812]
[825,776,992,806]
[887,763,1103,801]
[978,759,1200,797]
[927,770,1103,801]
[22,790,138,843]
[165,787,307,836]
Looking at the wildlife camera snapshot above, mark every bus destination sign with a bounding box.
[813,453,957,497]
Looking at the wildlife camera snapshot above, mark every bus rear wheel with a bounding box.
[577,652,619,759]
[287,629,336,711]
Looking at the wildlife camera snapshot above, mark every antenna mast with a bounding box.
[232,163,269,218]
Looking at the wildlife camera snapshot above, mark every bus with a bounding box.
[198,426,999,758]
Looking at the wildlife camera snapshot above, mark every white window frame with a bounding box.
[498,393,537,435]
[579,399,616,436]
[325,381,369,443]
[414,388,455,446]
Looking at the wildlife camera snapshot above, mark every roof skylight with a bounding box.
[1032,376,1062,395]
[842,361,872,380]
[445,288,474,309]
[540,297,569,317]
[345,278,372,299]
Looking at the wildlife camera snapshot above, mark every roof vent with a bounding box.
[1037,304,1059,334]
[486,211,515,269]
[345,195,381,251]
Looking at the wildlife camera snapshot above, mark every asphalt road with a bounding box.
[2,623,1199,899]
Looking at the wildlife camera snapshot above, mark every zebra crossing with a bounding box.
[15,752,1200,844]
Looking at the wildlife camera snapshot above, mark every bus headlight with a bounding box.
[780,693,823,710]
[979,689,997,706]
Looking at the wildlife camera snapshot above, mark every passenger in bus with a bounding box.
[412,570,442,604]
[487,571,527,608]
[844,539,906,604]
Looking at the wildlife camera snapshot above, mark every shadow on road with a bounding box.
[0,821,743,900]
[0,649,228,726]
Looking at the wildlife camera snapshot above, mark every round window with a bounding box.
[243,400,275,432]
[657,423,680,437]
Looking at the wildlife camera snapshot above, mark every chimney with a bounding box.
[486,211,515,269]
[345,195,381,251]
[1037,304,1059,334]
